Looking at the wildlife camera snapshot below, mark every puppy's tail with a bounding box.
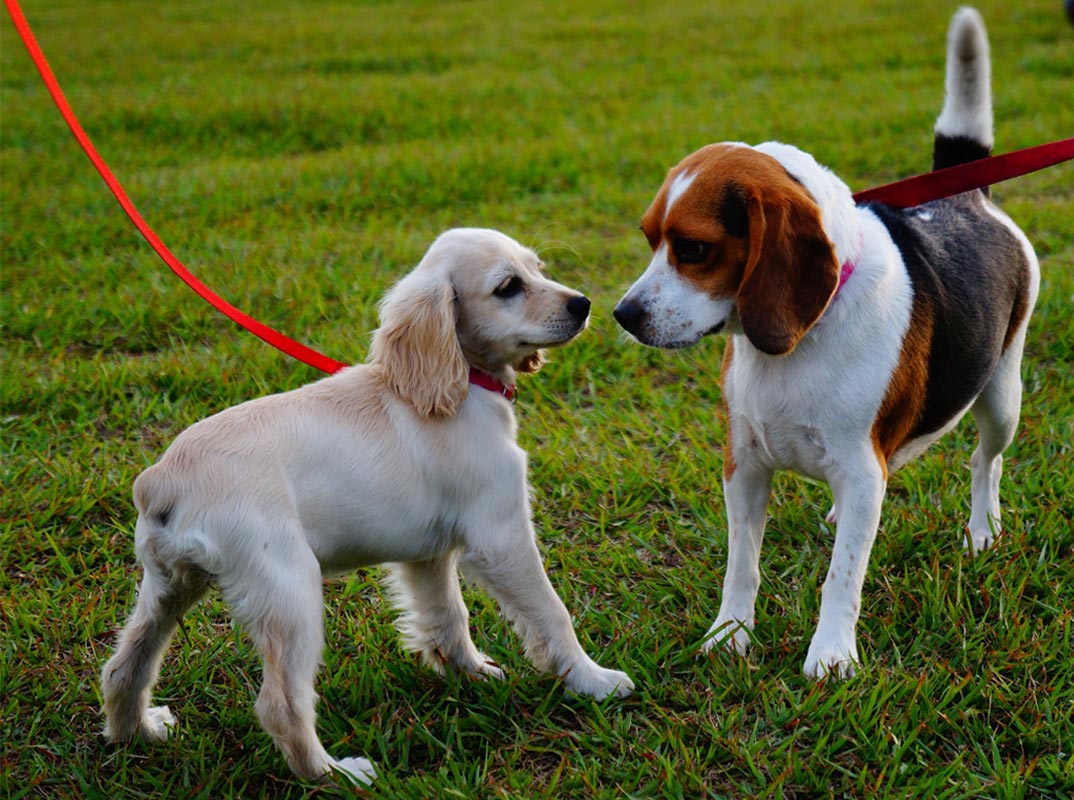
[933,7,993,182]
[132,465,221,585]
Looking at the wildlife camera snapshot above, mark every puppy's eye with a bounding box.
[673,238,713,264]
[493,276,524,298]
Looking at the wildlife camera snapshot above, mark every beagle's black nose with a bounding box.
[613,301,645,335]
[567,295,592,322]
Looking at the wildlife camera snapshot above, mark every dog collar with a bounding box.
[837,258,855,291]
[834,232,865,297]
[468,368,516,401]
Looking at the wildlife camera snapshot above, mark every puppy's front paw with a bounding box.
[444,649,506,682]
[803,638,858,680]
[332,756,377,786]
[469,657,506,682]
[563,658,634,699]
[141,705,177,742]
[701,617,752,656]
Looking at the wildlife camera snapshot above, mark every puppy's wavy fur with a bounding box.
[100,228,633,785]
[371,266,469,417]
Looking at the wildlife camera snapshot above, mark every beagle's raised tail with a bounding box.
[933,7,993,173]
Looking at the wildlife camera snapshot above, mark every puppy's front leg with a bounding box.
[705,452,773,656]
[386,555,504,680]
[461,531,634,699]
[803,454,886,679]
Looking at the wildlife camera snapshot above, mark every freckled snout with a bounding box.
[612,299,645,337]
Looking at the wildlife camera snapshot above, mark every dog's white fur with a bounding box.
[100,228,633,784]
[615,9,1039,679]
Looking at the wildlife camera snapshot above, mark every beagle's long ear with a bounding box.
[736,185,840,355]
[370,270,469,417]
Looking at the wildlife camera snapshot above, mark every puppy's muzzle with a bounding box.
[567,295,592,325]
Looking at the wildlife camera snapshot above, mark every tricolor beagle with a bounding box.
[614,7,1039,678]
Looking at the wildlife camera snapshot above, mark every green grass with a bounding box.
[2,0,1072,797]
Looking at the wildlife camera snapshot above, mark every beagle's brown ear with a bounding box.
[370,270,469,417]
[737,185,840,355]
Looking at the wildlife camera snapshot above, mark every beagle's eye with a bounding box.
[673,238,713,265]
[493,276,524,298]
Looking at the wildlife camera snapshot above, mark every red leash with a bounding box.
[6,0,1071,374]
[852,137,1074,207]
[5,0,347,375]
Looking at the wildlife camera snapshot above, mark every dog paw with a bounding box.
[444,649,505,681]
[964,525,999,554]
[825,504,838,525]
[468,657,506,682]
[803,639,858,680]
[140,705,177,741]
[701,618,752,656]
[332,756,377,786]
[563,658,634,699]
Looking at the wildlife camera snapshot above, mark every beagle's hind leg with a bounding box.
[966,337,1025,553]
[101,561,209,742]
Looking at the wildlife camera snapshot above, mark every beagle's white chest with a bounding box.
[723,335,882,480]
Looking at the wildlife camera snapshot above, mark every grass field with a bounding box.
[2,0,1072,797]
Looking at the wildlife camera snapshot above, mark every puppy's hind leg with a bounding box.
[385,554,503,680]
[101,558,209,743]
[221,542,375,785]
[966,337,1025,553]
[461,531,634,699]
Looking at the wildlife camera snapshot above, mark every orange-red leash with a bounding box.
[6,0,1071,373]
[5,0,348,374]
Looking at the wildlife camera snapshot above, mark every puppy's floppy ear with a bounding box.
[736,184,840,355]
[370,270,469,417]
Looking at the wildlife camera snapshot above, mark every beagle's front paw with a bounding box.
[964,523,999,554]
[701,617,752,656]
[803,635,858,679]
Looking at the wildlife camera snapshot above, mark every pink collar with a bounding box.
[834,233,864,297]
[837,258,855,291]
[468,368,515,401]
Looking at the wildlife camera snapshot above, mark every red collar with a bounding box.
[468,368,515,401]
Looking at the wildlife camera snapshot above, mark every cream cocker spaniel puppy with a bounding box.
[101,228,634,784]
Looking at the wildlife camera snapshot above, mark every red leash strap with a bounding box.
[6,0,1071,373]
[853,137,1074,208]
[4,0,348,374]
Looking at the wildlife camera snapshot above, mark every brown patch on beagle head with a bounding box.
[642,144,842,355]
[640,158,753,304]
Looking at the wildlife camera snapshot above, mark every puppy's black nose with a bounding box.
[567,295,591,322]
[613,301,645,335]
